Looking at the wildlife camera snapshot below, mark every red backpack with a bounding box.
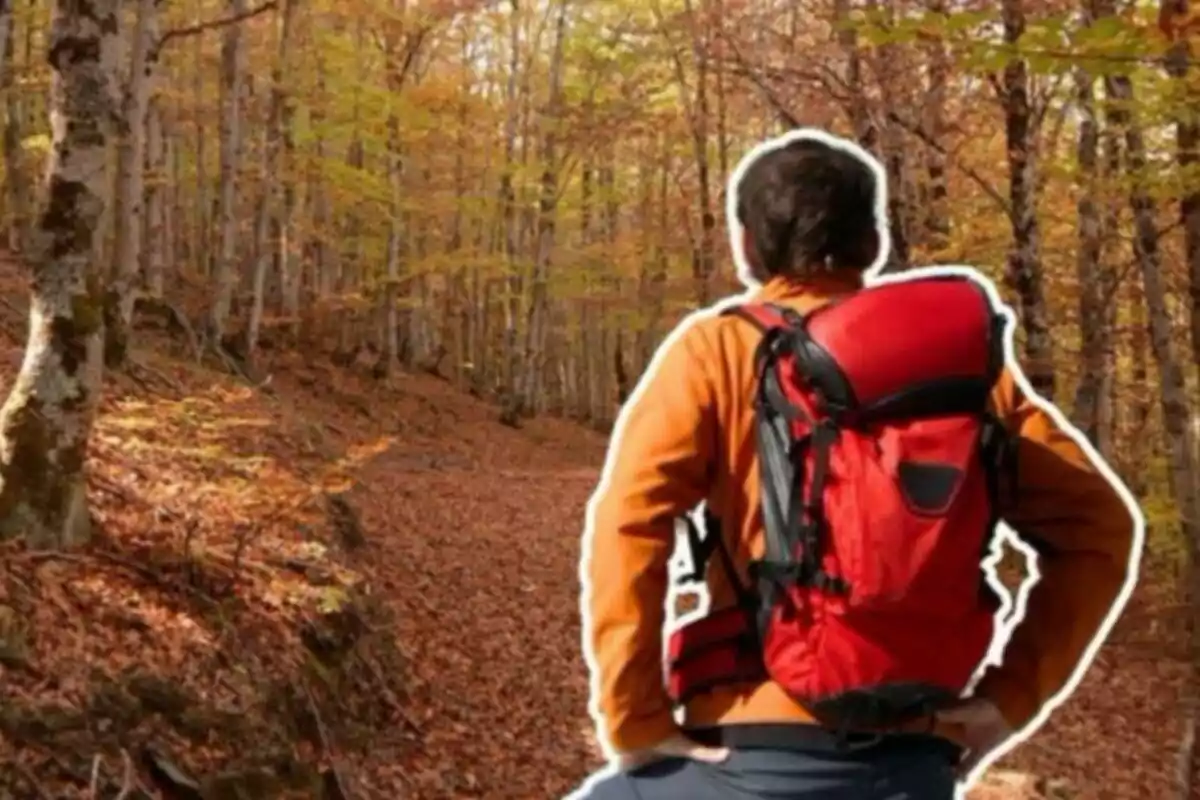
[666,273,1017,733]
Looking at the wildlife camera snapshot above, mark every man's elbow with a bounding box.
[1100,483,1142,583]
[1026,482,1141,602]
[1068,489,1142,610]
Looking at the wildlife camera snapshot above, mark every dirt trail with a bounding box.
[312,389,607,799]
[352,457,599,798]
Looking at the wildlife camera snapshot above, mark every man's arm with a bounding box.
[973,366,1142,733]
[581,318,719,757]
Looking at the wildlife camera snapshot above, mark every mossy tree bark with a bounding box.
[0,0,120,548]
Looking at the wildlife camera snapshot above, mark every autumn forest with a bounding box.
[0,0,1196,797]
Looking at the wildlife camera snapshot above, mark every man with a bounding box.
[571,129,1142,799]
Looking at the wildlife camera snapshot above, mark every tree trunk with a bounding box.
[867,0,911,271]
[190,0,209,276]
[447,34,470,389]
[245,0,296,360]
[104,0,157,367]
[921,0,950,253]
[510,0,568,421]
[713,0,729,183]
[498,0,521,409]
[833,0,875,147]
[277,41,299,339]
[336,16,366,356]
[374,1,426,378]
[378,112,403,376]
[578,158,594,421]
[208,0,246,344]
[406,170,432,370]
[0,0,25,254]
[1123,277,1152,495]
[1096,116,1121,457]
[308,36,331,302]
[0,0,119,548]
[1001,0,1055,400]
[687,0,715,305]
[1070,43,1109,450]
[634,137,665,378]
[600,150,619,425]
[167,64,184,270]
[1160,0,1200,367]
[142,96,166,300]
[835,0,913,270]
[247,121,271,361]
[659,0,715,305]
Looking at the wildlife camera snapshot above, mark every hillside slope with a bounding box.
[0,254,1185,799]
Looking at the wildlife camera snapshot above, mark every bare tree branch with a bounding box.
[152,1,277,60]
[880,109,1013,220]
[722,35,1014,224]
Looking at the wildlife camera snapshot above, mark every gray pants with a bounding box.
[574,736,961,800]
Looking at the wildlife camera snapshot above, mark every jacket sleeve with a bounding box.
[973,366,1142,731]
[582,318,720,756]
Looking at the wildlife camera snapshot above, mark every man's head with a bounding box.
[727,129,890,287]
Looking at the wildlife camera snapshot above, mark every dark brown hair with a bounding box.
[735,137,880,277]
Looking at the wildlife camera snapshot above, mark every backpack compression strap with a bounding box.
[722,302,849,596]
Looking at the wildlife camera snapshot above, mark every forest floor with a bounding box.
[0,254,1188,800]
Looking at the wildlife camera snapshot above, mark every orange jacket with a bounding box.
[582,272,1139,754]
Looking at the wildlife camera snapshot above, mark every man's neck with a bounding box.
[757,271,864,301]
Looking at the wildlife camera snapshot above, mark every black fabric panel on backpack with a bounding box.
[851,377,992,423]
[896,462,963,516]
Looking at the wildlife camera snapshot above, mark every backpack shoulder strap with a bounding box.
[721,302,807,397]
[720,302,802,333]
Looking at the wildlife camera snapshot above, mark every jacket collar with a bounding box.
[752,272,863,304]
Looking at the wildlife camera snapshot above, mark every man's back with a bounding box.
[584,269,1136,749]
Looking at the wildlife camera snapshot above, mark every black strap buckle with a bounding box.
[677,509,756,606]
[678,514,714,584]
